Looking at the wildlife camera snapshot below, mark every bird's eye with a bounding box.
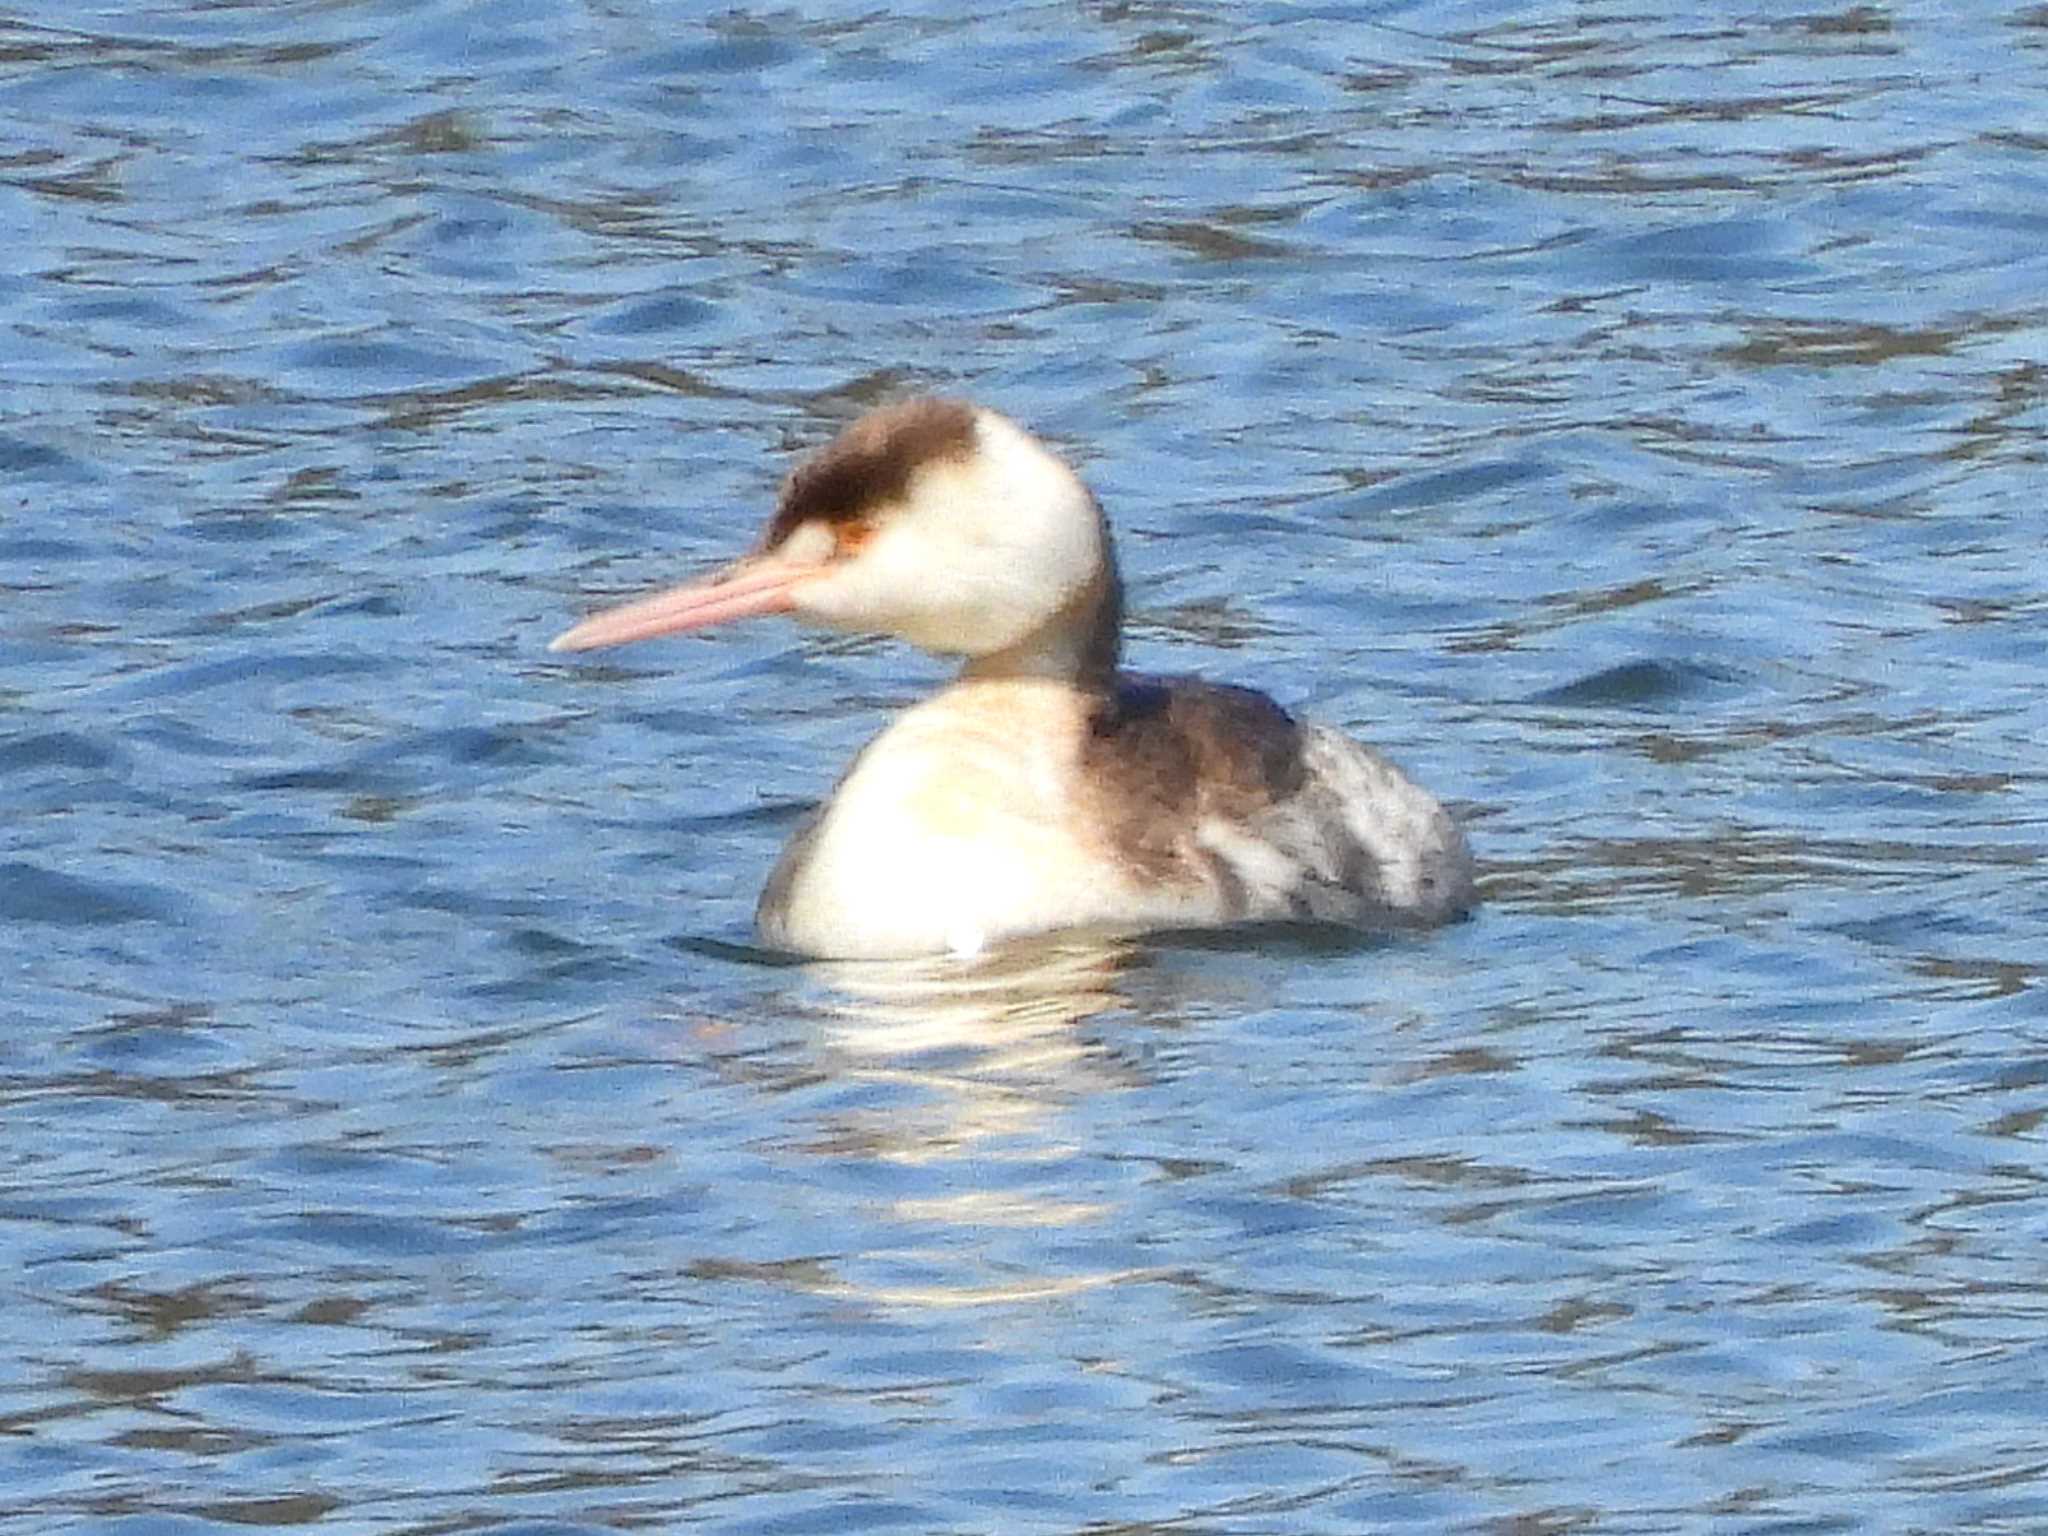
[833,520,876,559]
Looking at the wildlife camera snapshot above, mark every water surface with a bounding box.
[4,3,2046,1532]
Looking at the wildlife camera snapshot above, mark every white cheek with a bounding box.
[891,523,1035,651]
[777,521,836,568]
[790,524,920,632]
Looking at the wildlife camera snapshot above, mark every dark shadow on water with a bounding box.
[1530,656,1744,710]
[671,915,1437,974]
[668,930,809,968]
[1142,917,1450,959]
[659,797,817,836]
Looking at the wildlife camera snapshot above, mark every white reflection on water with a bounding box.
[675,939,1177,1310]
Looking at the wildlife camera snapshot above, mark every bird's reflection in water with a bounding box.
[744,934,1167,1309]
[673,926,1364,1309]
[795,933,1148,1155]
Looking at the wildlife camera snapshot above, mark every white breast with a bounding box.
[757,680,1212,959]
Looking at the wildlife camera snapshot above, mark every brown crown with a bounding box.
[761,397,979,549]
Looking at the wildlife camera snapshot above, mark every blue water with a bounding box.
[5,3,2047,1532]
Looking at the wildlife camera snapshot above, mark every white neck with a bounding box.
[958,554,1122,686]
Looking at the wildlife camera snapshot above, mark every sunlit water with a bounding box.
[5,3,2046,1532]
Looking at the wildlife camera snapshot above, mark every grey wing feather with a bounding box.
[1201,724,1476,928]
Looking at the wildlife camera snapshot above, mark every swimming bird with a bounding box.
[552,398,1475,959]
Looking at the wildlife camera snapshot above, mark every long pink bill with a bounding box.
[549,559,810,653]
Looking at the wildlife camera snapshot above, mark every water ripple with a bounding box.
[3,3,2046,1532]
